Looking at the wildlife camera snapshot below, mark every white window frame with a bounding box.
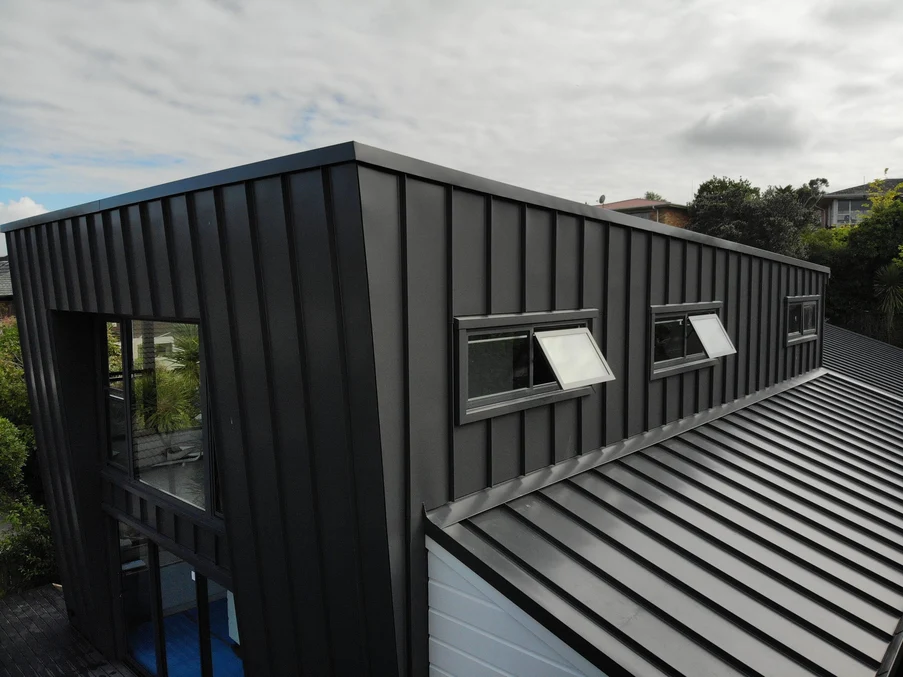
[687,314,736,359]
[534,326,615,390]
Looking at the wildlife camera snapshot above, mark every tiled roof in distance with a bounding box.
[431,371,903,677]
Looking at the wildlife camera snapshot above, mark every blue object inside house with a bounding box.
[128,599,244,677]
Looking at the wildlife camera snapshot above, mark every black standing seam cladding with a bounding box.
[2,142,831,677]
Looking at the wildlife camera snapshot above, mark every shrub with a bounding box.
[0,498,57,594]
[0,417,27,495]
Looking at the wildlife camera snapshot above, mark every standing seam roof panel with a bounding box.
[823,324,903,397]
[429,372,903,676]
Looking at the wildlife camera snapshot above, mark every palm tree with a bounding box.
[874,263,903,341]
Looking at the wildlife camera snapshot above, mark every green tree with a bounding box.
[644,191,664,201]
[0,319,31,428]
[687,176,823,258]
[806,174,903,345]
[0,418,27,496]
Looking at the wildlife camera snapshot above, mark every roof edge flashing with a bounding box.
[428,367,830,529]
[5,140,830,273]
[0,141,360,233]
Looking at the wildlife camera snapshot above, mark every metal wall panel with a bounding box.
[7,159,398,677]
[5,143,831,677]
[357,164,829,677]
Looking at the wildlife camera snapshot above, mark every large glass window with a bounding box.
[131,321,205,509]
[106,322,128,468]
[105,320,216,514]
[117,520,244,677]
[118,522,158,675]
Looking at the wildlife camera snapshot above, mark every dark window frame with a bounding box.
[455,309,600,424]
[649,301,724,380]
[99,316,220,519]
[112,516,240,677]
[786,295,820,346]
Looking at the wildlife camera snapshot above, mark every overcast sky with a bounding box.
[2,0,902,254]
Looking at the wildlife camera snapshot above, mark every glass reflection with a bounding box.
[118,522,158,675]
[131,321,206,509]
[468,332,530,398]
[654,318,684,362]
[107,322,127,467]
[158,549,202,677]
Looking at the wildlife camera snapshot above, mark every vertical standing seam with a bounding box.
[244,180,303,673]
[211,185,277,677]
[323,167,373,677]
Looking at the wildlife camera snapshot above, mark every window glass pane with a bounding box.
[158,549,203,676]
[118,522,158,675]
[654,318,685,362]
[468,332,529,399]
[688,314,736,358]
[131,321,206,509]
[532,336,557,386]
[685,318,705,358]
[207,580,245,677]
[107,322,127,467]
[788,304,802,334]
[534,328,614,389]
[803,303,816,331]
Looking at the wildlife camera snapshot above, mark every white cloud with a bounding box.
[0,197,48,255]
[684,96,806,150]
[0,0,901,207]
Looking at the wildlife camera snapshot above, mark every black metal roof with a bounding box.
[825,324,903,399]
[429,371,903,677]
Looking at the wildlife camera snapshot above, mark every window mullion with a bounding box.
[122,320,136,480]
[196,574,214,677]
[148,543,168,677]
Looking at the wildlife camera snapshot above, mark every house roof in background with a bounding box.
[823,179,903,199]
[429,370,903,677]
[598,198,688,211]
[824,323,903,399]
[0,258,12,298]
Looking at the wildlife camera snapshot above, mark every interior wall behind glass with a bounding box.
[207,580,245,677]
[118,521,158,675]
[131,321,206,509]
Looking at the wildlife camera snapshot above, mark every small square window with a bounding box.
[650,301,731,379]
[687,314,736,358]
[534,327,614,390]
[786,296,820,345]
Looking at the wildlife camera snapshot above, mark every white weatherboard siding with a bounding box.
[426,537,607,677]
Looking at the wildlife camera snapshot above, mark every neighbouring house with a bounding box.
[7,142,903,677]
[598,198,690,228]
[818,177,903,226]
[0,256,15,317]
